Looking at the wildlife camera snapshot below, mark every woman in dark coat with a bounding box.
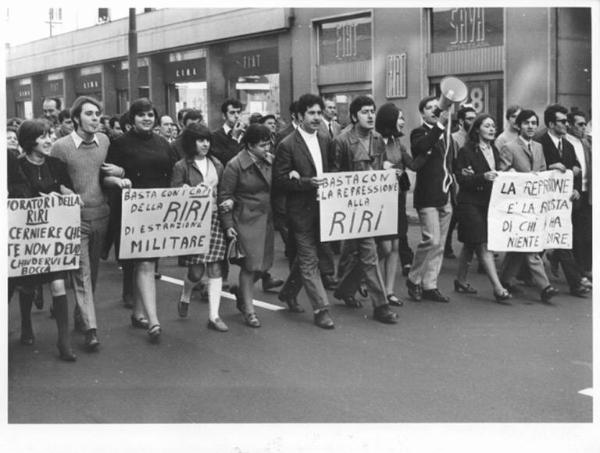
[13,119,77,361]
[454,114,511,303]
[219,124,274,328]
[171,123,228,332]
[105,98,178,342]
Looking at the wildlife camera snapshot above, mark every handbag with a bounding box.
[226,236,245,265]
[398,171,411,192]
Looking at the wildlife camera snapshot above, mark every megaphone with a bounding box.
[433,76,468,117]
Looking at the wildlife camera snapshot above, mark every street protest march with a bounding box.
[120,185,212,259]
[318,170,398,242]
[8,194,81,277]
[487,170,573,252]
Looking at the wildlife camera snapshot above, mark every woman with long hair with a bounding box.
[373,102,415,305]
[454,114,511,303]
[171,123,228,332]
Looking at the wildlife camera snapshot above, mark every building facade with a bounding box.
[5,7,591,131]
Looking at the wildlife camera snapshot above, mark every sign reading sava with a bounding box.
[8,194,81,277]
[318,170,398,241]
[487,170,573,252]
[120,186,212,259]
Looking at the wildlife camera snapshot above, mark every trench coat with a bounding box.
[218,148,274,272]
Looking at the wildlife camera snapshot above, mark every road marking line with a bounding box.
[158,275,286,311]
[578,388,593,397]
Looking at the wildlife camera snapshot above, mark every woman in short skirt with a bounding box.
[171,123,228,332]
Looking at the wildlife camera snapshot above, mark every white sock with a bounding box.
[208,277,223,322]
[180,275,199,303]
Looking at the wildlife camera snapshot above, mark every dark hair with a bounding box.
[505,105,521,120]
[221,98,243,115]
[181,123,213,158]
[259,114,276,124]
[17,119,51,153]
[349,95,375,123]
[288,101,298,115]
[243,123,271,147]
[297,94,324,116]
[249,112,263,124]
[567,110,587,125]
[375,102,400,138]
[177,108,190,124]
[118,111,130,131]
[182,109,203,125]
[70,96,102,130]
[128,98,155,125]
[7,125,19,135]
[467,114,495,143]
[543,103,568,127]
[456,105,476,122]
[515,109,539,129]
[7,117,24,128]
[109,115,120,129]
[418,95,437,114]
[43,97,62,110]
[58,109,71,123]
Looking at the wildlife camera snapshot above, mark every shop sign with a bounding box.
[431,8,503,53]
[15,84,32,101]
[318,16,372,65]
[226,47,279,77]
[165,58,206,83]
[42,79,64,97]
[76,74,102,93]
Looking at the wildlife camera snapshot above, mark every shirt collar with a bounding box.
[70,130,99,148]
[223,123,232,135]
[297,125,318,141]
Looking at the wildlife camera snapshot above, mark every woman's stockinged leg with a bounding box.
[238,269,256,314]
[135,261,159,327]
[180,263,205,303]
[456,243,474,284]
[477,243,504,293]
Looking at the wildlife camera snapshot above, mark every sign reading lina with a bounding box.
[318,170,398,242]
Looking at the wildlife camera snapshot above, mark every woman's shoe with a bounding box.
[493,289,512,305]
[454,279,477,294]
[20,330,34,345]
[57,343,76,362]
[207,318,229,332]
[244,312,261,328]
[387,293,403,306]
[148,324,161,343]
[131,314,150,329]
[177,300,189,318]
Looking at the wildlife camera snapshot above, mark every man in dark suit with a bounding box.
[273,93,335,329]
[211,98,246,166]
[536,104,589,298]
[405,95,456,303]
[318,97,342,139]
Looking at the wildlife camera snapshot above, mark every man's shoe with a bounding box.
[540,285,559,304]
[444,249,456,259]
[314,309,335,329]
[321,275,339,290]
[84,329,100,352]
[373,304,398,324]
[262,274,284,292]
[579,277,592,289]
[570,285,590,298]
[279,296,305,313]
[422,288,450,303]
[341,295,362,308]
[406,279,422,301]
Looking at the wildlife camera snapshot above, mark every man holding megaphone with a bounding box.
[405,91,461,304]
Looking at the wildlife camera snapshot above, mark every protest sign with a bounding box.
[318,170,398,242]
[8,194,81,277]
[120,186,212,259]
[488,170,573,252]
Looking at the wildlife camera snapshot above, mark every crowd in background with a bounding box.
[6,92,593,362]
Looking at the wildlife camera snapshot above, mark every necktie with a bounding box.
[527,143,534,168]
[557,139,563,158]
[328,122,333,138]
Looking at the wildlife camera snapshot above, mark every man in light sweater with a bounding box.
[51,96,120,351]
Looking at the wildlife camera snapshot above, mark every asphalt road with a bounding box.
[7,222,592,423]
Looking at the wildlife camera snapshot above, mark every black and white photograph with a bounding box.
[2,1,598,451]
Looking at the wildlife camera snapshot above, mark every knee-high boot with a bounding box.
[53,294,76,361]
[18,291,34,345]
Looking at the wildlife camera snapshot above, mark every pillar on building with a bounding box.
[206,43,228,131]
